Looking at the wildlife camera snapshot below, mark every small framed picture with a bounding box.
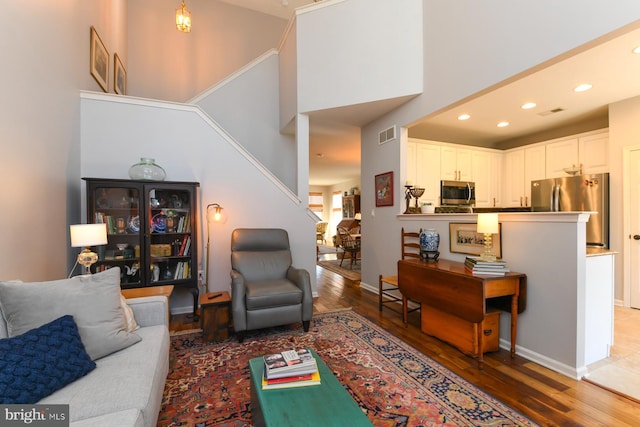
[375,171,394,207]
[90,26,109,92]
[114,53,127,95]
[449,222,502,258]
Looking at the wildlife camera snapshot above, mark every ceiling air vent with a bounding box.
[378,126,396,145]
[538,107,566,117]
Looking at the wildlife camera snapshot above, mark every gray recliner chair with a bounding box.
[230,228,313,342]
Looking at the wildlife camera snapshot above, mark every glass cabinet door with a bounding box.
[146,186,194,285]
[90,185,143,286]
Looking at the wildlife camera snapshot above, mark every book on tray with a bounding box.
[263,348,318,379]
[261,368,321,390]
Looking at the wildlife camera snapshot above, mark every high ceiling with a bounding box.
[218,0,318,20]
[219,2,640,186]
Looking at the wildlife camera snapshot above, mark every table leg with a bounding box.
[510,293,518,357]
[477,322,484,368]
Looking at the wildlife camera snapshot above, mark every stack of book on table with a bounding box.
[261,348,320,390]
[464,256,510,276]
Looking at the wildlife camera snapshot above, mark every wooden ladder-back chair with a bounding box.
[337,227,361,269]
[379,227,421,324]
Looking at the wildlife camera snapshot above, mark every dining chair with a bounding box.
[379,227,422,324]
[337,227,360,269]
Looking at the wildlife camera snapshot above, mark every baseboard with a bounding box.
[498,338,585,380]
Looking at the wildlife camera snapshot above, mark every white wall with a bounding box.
[127,0,286,103]
[0,0,127,281]
[80,94,317,312]
[294,0,423,115]
[609,95,640,304]
[192,51,297,190]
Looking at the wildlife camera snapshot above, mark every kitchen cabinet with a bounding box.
[579,131,609,174]
[584,252,615,365]
[545,130,608,178]
[84,178,200,317]
[503,145,545,207]
[488,152,503,207]
[471,150,491,207]
[471,150,504,208]
[546,138,579,178]
[441,146,472,181]
[407,139,440,205]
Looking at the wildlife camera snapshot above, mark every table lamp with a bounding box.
[477,213,499,262]
[70,223,108,275]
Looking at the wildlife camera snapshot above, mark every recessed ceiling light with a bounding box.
[497,121,509,128]
[521,102,537,110]
[457,114,471,121]
[574,83,592,92]
[633,46,640,54]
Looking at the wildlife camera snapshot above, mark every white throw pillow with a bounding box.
[0,267,141,360]
[120,294,140,332]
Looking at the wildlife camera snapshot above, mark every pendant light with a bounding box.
[176,1,192,33]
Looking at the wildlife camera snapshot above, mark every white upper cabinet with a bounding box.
[503,145,546,207]
[471,150,503,207]
[579,131,609,174]
[523,145,546,205]
[544,129,608,178]
[546,138,579,178]
[503,149,525,207]
[406,139,440,205]
[441,146,472,181]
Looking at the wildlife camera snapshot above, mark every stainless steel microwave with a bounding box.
[440,180,476,206]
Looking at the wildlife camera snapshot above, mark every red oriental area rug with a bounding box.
[158,309,538,426]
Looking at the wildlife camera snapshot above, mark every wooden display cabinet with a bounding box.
[83,178,200,317]
[342,195,360,218]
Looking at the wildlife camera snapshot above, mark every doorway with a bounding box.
[627,146,640,309]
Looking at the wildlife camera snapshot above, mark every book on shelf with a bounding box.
[263,349,317,378]
[261,368,321,390]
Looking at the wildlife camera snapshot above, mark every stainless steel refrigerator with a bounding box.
[531,173,609,248]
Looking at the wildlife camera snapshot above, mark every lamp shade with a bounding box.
[70,224,108,247]
[477,213,499,234]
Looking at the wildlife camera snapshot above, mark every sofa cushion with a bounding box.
[0,268,141,360]
[40,325,169,427]
[121,295,140,332]
[0,315,96,404]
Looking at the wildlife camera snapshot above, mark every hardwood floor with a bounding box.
[170,262,640,426]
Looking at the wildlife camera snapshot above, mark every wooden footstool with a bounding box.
[199,291,232,341]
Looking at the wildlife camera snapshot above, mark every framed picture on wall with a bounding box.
[449,222,502,258]
[114,53,127,95]
[90,26,109,92]
[375,171,394,207]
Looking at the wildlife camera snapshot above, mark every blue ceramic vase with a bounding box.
[420,229,440,252]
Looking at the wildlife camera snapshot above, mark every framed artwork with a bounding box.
[90,26,109,92]
[375,171,394,207]
[449,222,502,258]
[114,53,127,95]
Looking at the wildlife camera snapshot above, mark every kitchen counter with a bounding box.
[586,247,619,257]
[433,206,533,213]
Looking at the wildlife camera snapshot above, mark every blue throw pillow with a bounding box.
[0,315,96,404]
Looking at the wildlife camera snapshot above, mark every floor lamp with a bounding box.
[205,203,225,292]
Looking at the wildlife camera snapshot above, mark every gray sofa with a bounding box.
[0,269,169,427]
[40,296,169,427]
